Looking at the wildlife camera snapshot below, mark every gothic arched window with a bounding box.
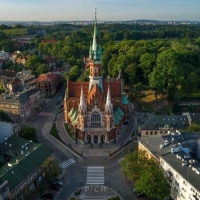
[91,111,101,126]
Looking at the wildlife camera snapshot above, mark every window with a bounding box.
[150,131,153,135]
[146,131,148,135]
[91,111,101,126]
[155,131,157,135]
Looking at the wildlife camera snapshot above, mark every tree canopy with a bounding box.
[121,150,170,200]
[20,126,38,143]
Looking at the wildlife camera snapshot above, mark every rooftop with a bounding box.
[139,131,200,193]
[140,114,189,130]
[0,135,53,191]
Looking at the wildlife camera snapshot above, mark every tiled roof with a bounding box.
[68,82,89,97]
[103,81,121,97]
[0,69,17,77]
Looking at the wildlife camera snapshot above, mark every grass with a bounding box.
[108,196,121,200]
[50,123,62,141]
[137,89,168,112]
[64,123,75,140]
[1,28,27,35]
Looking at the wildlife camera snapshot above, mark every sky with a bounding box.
[0,0,200,21]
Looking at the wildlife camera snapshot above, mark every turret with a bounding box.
[105,84,113,114]
[79,85,87,114]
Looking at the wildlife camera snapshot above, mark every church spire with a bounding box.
[89,8,102,62]
[79,85,87,113]
[105,84,113,113]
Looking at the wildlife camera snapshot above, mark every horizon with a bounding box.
[0,0,200,22]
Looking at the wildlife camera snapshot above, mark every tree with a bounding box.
[121,150,170,200]
[187,123,200,132]
[0,109,12,122]
[36,64,49,75]
[42,156,61,183]
[20,126,38,142]
[135,159,170,200]
[120,150,149,180]
[64,65,81,81]
[133,82,144,98]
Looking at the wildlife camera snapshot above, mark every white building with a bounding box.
[139,131,200,200]
[0,51,9,60]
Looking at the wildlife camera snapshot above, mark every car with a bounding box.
[41,193,54,199]
[50,184,60,191]
[54,181,63,187]
[74,189,81,195]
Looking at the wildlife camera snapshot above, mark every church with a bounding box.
[63,13,129,144]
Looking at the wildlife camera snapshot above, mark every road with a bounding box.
[22,86,139,200]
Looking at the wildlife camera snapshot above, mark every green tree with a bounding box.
[187,123,200,132]
[36,64,49,75]
[133,82,144,98]
[42,157,61,183]
[20,126,38,142]
[121,150,170,200]
[64,65,81,81]
[135,159,170,200]
[0,109,12,122]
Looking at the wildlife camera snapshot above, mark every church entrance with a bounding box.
[94,135,98,144]
[101,135,105,143]
[87,135,91,143]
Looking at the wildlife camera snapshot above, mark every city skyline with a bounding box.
[0,0,200,22]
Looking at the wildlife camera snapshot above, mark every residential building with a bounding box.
[0,88,45,122]
[0,179,9,200]
[64,14,129,144]
[0,51,9,61]
[15,55,30,66]
[183,112,200,126]
[138,114,189,137]
[139,131,200,200]
[36,72,61,97]
[0,135,54,200]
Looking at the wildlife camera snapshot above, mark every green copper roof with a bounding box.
[116,107,124,117]
[72,116,78,126]
[89,13,102,62]
[113,115,120,126]
[70,110,78,121]
[0,136,53,191]
[68,107,75,118]
[122,94,129,105]
[114,110,122,121]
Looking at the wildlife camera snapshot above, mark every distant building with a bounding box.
[44,56,56,70]
[0,179,10,200]
[183,112,200,126]
[138,114,189,137]
[36,72,61,97]
[41,39,56,44]
[0,88,45,122]
[0,51,9,61]
[0,135,54,200]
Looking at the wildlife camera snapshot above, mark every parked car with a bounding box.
[50,184,60,191]
[41,193,54,199]
[54,181,63,187]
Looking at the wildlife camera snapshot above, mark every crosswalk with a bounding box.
[60,158,75,169]
[39,112,52,117]
[86,166,104,185]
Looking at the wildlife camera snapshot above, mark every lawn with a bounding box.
[1,28,27,35]
[137,89,169,112]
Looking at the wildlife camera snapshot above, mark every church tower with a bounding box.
[88,9,103,93]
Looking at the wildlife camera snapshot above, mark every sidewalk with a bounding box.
[28,169,68,200]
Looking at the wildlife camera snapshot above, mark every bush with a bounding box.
[50,123,62,141]
[108,196,121,200]
[64,123,74,140]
